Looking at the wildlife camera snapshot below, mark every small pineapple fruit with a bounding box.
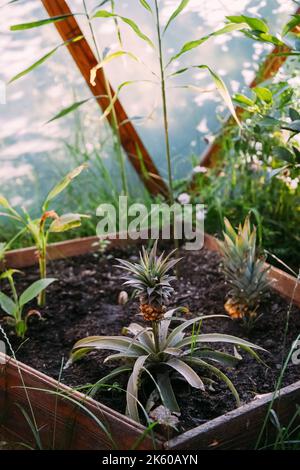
[219,216,272,323]
[116,241,180,322]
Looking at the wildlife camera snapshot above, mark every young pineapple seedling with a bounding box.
[0,269,56,338]
[219,216,272,327]
[68,242,264,424]
[117,241,178,323]
[0,165,89,306]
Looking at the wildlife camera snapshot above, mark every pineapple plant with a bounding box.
[219,216,272,325]
[68,241,264,423]
[116,241,179,322]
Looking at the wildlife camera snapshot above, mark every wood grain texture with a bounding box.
[40,0,169,197]
[0,354,162,450]
[166,380,300,450]
[1,234,299,449]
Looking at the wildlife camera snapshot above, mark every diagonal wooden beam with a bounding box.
[201,6,300,168]
[40,0,169,198]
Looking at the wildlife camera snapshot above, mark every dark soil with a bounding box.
[1,244,300,434]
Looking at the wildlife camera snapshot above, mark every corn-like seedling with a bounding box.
[0,269,56,338]
[219,216,272,327]
[0,165,88,306]
[68,242,264,423]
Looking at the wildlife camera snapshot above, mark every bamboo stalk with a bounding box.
[40,0,169,198]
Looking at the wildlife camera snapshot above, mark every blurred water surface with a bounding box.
[0,0,295,210]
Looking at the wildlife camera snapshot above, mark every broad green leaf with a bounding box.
[127,355,148,422]
[90,51,139,86]
[49,213,87,233]
[139,0,152,13]
[19,278,56,307]
[9,36,83,83]
[43,165,86,210]
[281,120,300,133]
[282,14,300,36]
[226,15,269,33]
[164,0,190,33]
[166,357,205,390]
[168,22,249,63]
[245,31,285,46]
[253,87,273,103]
[93,10,154,48]
[273,146,295,163]
[10,15,76,30]
[0,292,17,316]
[233,93,255,107]
[289,107,300,121]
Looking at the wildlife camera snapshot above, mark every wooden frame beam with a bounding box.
[40,0,169,198]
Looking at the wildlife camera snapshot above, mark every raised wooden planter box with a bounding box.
[0,234,299,450]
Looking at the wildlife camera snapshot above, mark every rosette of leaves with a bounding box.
[219,216,272,327]
[68,243,264,423]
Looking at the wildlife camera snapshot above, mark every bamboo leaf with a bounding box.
[47,99,91,123]
[282,14,300,36]
[253,86,273,103]
[93,10,154,48]
[49,213,89,233]
[10,15,77,30]
[197,65,241,127]
[90,51,140,86]
[164,0,190,33]
[139,0,152,13]
[226,15,269,33]
[9,36,83,83]
[168,22,249,63]
[43,165,87,210]
[19,278,56,307]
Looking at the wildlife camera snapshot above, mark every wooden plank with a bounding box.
[200,6,300,168]
[1,234,300,450]
[4,233,300,307]
[0,354,162,450]
[166,380,300,450]
[40,0,169,198]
